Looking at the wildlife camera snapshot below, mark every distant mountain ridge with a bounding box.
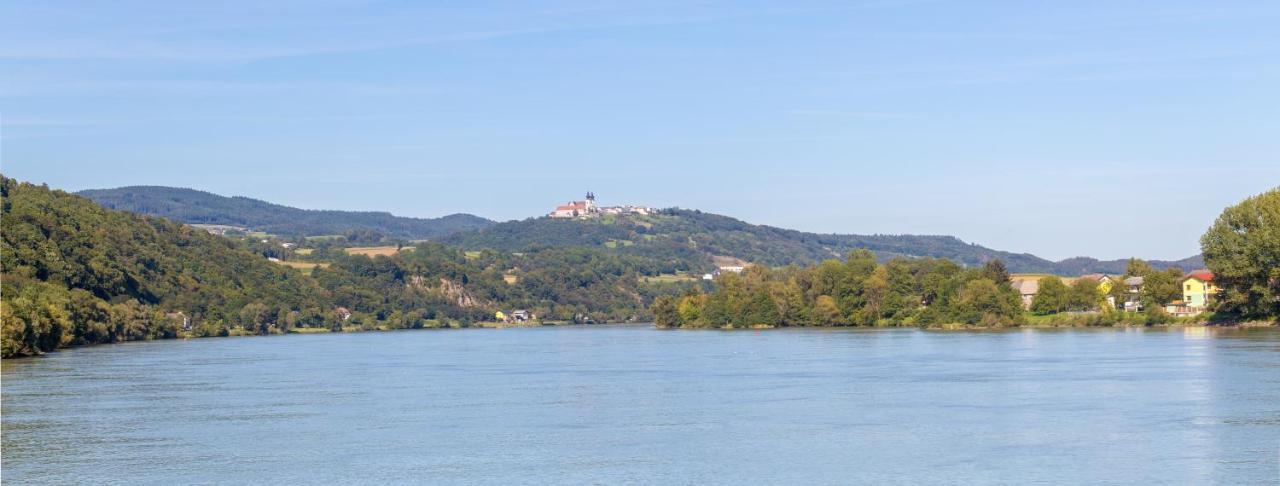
[78,186,493,239]
[440,209,1203,275]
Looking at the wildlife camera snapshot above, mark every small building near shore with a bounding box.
[1182,270,1218,311]
[1010,279,1040,309]
[1077,274,1115,293]
[497,310,533,323]
[1123,276,1144,311]
[166,311,191,331]
[1164,300,1199,317]
[1077,273,1117,308]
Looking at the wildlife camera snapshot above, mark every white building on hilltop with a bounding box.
[549,192,654,219]
[550,192,598,218]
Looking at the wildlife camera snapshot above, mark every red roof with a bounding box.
[555,201,587,211]
[1186,270,1214,281]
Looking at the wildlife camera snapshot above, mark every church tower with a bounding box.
[585,191,597,212]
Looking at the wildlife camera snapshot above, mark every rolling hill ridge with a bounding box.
[77,186,1201,275]
[78,186,493,239]
[440,209,1203,275]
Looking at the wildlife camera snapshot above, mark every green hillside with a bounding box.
[78,186,493,239]
[440,209,1202,274]
[2,177,693,357]
[2,177,334,357]
[74,186,1200,275]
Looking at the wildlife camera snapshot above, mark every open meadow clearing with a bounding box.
[344,246,414,257]
[641,273,702,283]
[273,261,330,272]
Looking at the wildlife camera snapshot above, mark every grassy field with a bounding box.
[345,246,414,257]
[294,248,314,255]
[603,239,634,248]
[641,273,702,283]
[288,327,332,334]
[464,251,482,260]
[274,261,330,272]
[711,255,750,267]
[1011,273,1076,284]
[190,223,246,233]
[503,274,519,284]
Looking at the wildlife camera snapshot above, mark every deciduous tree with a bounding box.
[1201,188,1280,319]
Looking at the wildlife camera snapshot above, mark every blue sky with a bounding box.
[2,0,1277,261]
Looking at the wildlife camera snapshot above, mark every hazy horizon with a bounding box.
[3,1,1278,261]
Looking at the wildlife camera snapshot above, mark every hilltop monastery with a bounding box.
[549,192,653,219]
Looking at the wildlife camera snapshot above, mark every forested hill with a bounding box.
[440,209,1202,274]
[2,177,333,357]
[2,177,699,357]
[78,186,493,239]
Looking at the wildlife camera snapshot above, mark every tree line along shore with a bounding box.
[653,189,1279,329]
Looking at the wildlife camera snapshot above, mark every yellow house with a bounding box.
[494,311,507,322]
[1076,273,1114,293]
[1098,278,1113,294]
[1077,274,1116,306]
[1182,270,1218,309]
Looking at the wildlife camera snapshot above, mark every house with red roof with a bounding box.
[549,192,598,218]
[1182,270,1218,310]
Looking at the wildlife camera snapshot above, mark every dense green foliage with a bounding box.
[1030,277,1103,314]
[309,243,695,326]
[652,252,1024,328]
[78,186,493,239]
[443,209,1203,274]
[657,253,1201,329]
[2,177,335,357]
[1201,188,1280,320]
[2,177,695,357]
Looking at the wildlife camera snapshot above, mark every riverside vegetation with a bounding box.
[652,189,1279,329]
[652,256,1197,329]
[3,175,1277,357]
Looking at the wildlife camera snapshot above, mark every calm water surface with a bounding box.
[3,326,1279,485]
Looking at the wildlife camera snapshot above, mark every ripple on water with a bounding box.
[3,326,1279,485]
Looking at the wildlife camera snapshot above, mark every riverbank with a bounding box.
[660,313,1276,331]
[6,316,1274,359]
[924,320,1276,331]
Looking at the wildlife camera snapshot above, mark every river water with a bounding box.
[3,326,1278,484]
